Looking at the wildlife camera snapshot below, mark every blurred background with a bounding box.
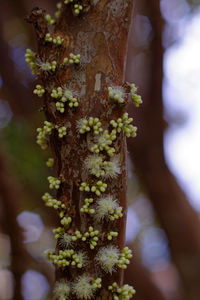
[0,0,200,299]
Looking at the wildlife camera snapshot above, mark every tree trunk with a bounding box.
[27,1,136,298]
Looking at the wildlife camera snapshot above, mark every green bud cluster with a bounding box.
[108,282,136,300]
[45,14,55,25]
[82,226,99,250]
[108,86,125,103]
[25,49,37,74]
[55,2,62,18]
[64,0,74,3]
[79,181,107,196]
[69,53,81,64]
[51,87,63,98]
[70,230,82,241]
[117,247,132,269]
[47,176,61,189]
[107,231,118,240]
[42,192,66,209]
[130,83,143,107]
[45,249,76,268]
[73,4,83,15]
[62,57,68,66]
[56,101,65,113]
[46,157,54,167]
[45,33,64,45]
[57,126,67,138]
[109,206,123,221]
[60,216,72,227]
[36,121,55,149]
[33,85,45,97]
[80,198,95,214]
[79,182,90,192]
[78,117,103,135]
[53,227,65,239]
[110,113,137,138]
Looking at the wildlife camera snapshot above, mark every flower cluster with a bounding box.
[108,282,136,300]
[96,246,119,274]
[33,85,45,97]
[96,195,123,221]
[36,121,55,149]
[53,226,65,239]
[53,279,70,300]
[47,176,61,189]
[73,4,83,15]
[45,14,55,25]
[117,247,132,269]
[42,192,65,210]
[130,83,143,107]
[90,130,116,157]
[38,60,57,73]
[82,226,99,250]
[61,88,79,107]
[46,157,54,167]
[51,87,79,108]
[84,154,120,178]
[110,113,137,138]
[57,126,67,138]
[69,53,81,64]
[55,2,62,18]
[54,276,102,300]
[45,249,87,268]
[25,49,37,74]
[56,101,65,113]
[51,87,63,98]
[107,231,118,240]
[45,33,64,45]
[72,275,102,300]
[108,86,125,103]
[60,216,72,227]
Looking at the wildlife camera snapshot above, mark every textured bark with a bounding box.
[126,1,200,299]
[27,1,135,298]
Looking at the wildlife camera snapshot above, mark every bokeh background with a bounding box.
[0,0,200,299]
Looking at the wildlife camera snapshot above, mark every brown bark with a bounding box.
[126,1,200,300]
[27,1,135,299]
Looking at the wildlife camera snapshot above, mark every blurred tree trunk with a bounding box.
[125,247,167,300]
[0,139,32,300]
[126,1,200,300]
